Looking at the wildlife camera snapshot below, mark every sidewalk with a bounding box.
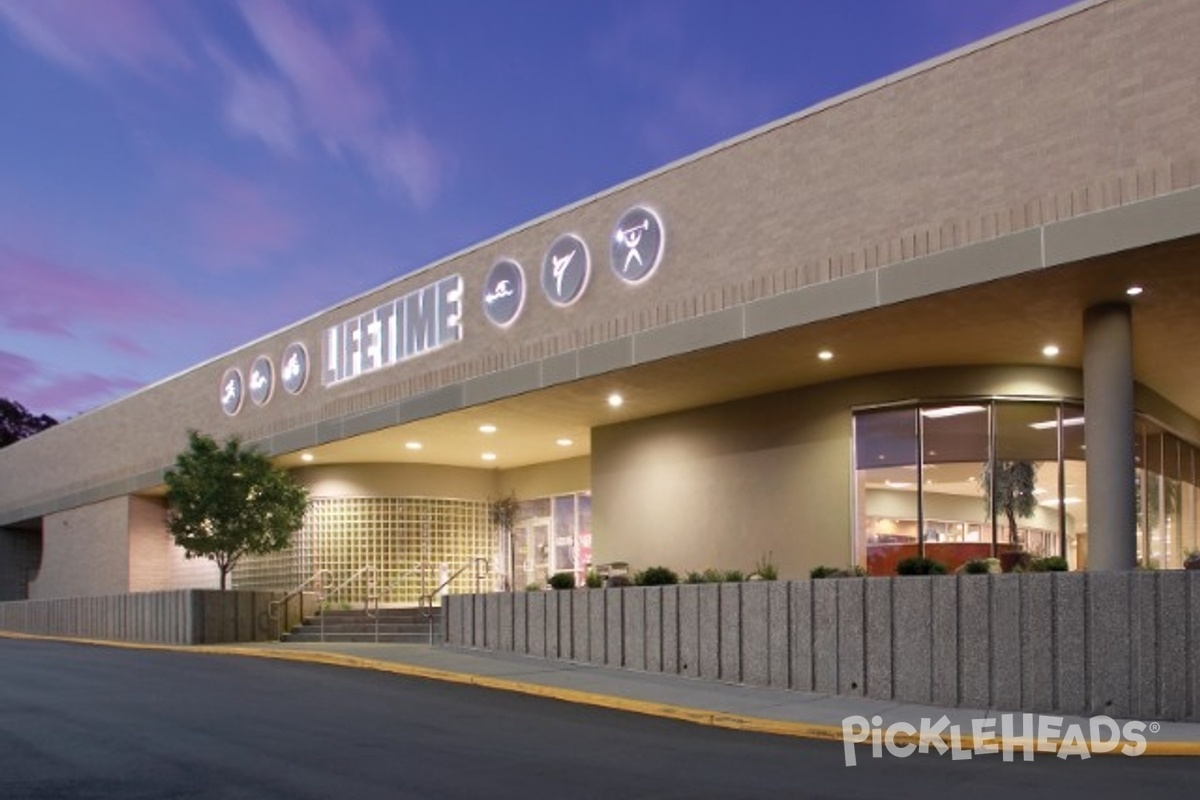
[205,640,1200,756]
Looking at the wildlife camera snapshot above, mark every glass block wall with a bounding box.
[232,496,494,605]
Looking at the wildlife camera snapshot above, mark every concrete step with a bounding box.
[280,630,436,643]
[281,608,441,643]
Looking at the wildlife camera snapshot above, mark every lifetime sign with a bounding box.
[323,274,463,386]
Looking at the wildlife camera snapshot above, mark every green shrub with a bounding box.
[810,565,840,579]
[525,581,544,592]
[701,567,725,583]
[752,552,778,581]
[585,569,603,588]
[961,558,992,574]
[723,569,745,582]
[684,570,708,584]
[548,571,576,589]
[896,556,947,576]
[1027,556,1069,572]
[635,565,679,586]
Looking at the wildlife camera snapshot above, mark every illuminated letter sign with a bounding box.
[322,275,463,386]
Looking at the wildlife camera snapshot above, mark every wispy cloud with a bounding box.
[0,0,190,80]
[0,247,197,337]
[1,0,444,206]
[161,159,303,273]
[226,0,443,205]
[0,349,141,420]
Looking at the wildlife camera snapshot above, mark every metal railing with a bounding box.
[322,565,379,643]
[269,566,379,643]
[268,569,331,631]
[418,557,490,644]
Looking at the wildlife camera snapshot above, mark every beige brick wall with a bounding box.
[3,0,1199,519]
[127,496,220,592]
[33,498,130,599]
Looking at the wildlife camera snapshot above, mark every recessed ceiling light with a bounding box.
[818,350,834,361]
[607,393,623,408]
[481,452,497,462]
[556,438,573,447]
[405,441,422,451]
[1126,285,1143,297]
[300,453,314,462]
[1042,344,1060,357]
[479,424,497,434]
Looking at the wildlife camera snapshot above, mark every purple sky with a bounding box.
[0,0,1078,420]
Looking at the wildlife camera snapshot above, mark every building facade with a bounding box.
[3,0,1200,602]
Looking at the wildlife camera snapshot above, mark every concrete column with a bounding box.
[1083,303,1136,570]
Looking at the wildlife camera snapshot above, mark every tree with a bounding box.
[983,459,1039,546]
[164,431,309,590]
[0,398,57,448]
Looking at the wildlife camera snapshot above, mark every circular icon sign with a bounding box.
[541,233,590,307]
[280,342,309,395]
[482,259,526,328]
[219,368,244,416]
[249,356,274,406]
[611,206,664,284]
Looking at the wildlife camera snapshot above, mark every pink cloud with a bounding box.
[0,350,140,419]
[161,160,302,272]
[0,0,190,80]
[0,247,195,335]
[102,333,153,358]
[230,0,442,205]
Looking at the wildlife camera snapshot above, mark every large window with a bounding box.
[855,400,1200,574]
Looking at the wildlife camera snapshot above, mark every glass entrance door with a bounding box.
[513,517,551,590]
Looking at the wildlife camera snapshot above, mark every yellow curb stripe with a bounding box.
[5,632,1200,756]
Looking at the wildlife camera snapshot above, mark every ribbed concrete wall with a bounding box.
[0,590,304,645]
[447,572,1200,722]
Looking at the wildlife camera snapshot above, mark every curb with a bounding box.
[4,631,1199,756]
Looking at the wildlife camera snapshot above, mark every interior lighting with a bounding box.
[556,438,574,447]
[405,441,422,451]
[1042,344,1060,357]
[300,453,314,462]
[479,424,497,434]
[1126,285,1143,297]
[607,393,624,408]
[818,350,834,361]
[921,405,985,419]
[481,452,497,462]
[1029,416,1085,431]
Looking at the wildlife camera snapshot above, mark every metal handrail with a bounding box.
[268,569,332,623]
[322,564,379,643]
[418,557,490,644]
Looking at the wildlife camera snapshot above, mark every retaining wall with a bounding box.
[446,572,1200,722]
[0,589,309,645]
